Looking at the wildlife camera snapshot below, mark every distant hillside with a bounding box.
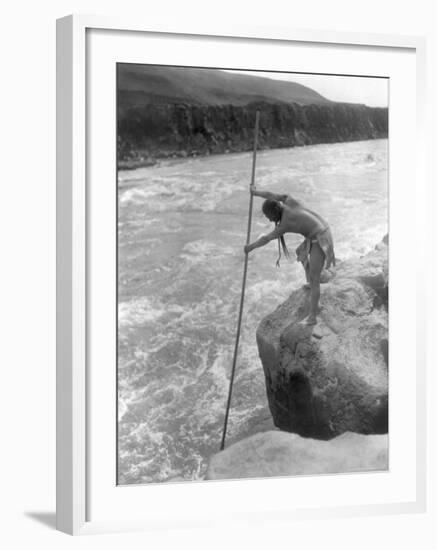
[117,65,388,169]
[117,65,331,113]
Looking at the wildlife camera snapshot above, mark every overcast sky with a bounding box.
[226,70,388,108]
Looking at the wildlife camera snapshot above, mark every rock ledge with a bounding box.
[256,240,388,439]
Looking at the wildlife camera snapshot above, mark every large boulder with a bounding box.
[256,240,388,439]
[206,431,388,480]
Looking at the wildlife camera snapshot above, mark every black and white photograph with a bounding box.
[116,63,389,485]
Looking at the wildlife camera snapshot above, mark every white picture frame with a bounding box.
[56,14,427,535]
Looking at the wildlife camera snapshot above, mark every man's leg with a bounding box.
[303,260,311,289]
[303,243,325,324]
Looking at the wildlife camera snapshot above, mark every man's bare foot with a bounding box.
[299,315,317,326]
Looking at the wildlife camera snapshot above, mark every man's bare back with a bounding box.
[278,197,328,238]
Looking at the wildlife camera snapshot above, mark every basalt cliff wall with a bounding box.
[117,101,388,168]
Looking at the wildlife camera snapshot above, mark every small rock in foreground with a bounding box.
[206,430,388,480]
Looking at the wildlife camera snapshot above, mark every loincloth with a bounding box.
[295,227,336,270]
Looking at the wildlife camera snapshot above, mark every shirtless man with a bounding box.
[244,185,335,325]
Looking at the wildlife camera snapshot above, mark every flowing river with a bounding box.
[117,139,388,484]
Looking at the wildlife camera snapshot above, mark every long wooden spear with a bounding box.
[220,110,260,451]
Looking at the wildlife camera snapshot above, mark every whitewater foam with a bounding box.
[119,296,185,328]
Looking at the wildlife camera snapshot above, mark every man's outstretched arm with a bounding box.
[244,226,284,254]
[250,185,288,203]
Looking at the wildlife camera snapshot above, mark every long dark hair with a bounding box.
[262,199,290,267]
